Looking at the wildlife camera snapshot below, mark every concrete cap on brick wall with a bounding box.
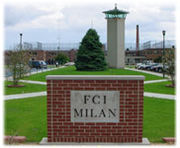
[46,75,145,80]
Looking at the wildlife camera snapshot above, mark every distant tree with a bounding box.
[75,29,107,71]
[7,48,30,86]
[55,53,69,65]
[164,48,175,87]
[154,56,162,63]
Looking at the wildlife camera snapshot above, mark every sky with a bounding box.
[3,0,176,49]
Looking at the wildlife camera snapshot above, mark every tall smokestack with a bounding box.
[136,25,139,56]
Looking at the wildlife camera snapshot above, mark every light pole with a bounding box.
[20,33,23,50]
[162,30,166,78]
[19,33,23,78]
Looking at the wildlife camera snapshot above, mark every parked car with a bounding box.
[138,63,152,70]
[155,64,169,73]
[138,64,145,69]
[156,65,163,72]
[150,64,160,71]
[29,60,47,69]
[39,61,47,69]
[136,61,154,70]
[135,63,142,69]
[144,63,158,70]
[152,64,168,73]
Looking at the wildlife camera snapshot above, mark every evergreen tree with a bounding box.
[75,29,107,71]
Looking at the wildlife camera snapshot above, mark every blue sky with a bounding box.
[4,0,176,49]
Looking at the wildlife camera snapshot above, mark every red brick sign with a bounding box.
[46,75,144,143]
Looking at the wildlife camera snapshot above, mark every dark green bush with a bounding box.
[55,53,69,65]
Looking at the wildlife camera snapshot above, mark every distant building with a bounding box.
[4,49,78,65]
[125,47,175,64]
[125,50,146,64]
[23,42,33,50]
[32,42,43,50]
[5,39,175,66]
[125,39,175,65]
[29,49,77,63]
[142,41,151,49]
[21,42,43,50]
[140,48,174,61]
[142,40,175,49]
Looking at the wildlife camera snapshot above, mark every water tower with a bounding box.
[103,4,129,68]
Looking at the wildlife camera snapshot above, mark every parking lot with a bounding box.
[135,62,168,73]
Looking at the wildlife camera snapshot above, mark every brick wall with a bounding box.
[47,76,144,143]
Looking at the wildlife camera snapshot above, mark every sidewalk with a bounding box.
[144,92,175,100]
[19,80,46,85]
[27,66,65,76]
[6,66,65,81]
[144,79,169,84]
[4,66,174,101]
[125,68,169,78]
[5,91,47,100]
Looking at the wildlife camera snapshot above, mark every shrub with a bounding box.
[164,48,175,87]
[7,49,30,85]
[55,53,69,65]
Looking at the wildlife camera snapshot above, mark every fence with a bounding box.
[6,40,175,51]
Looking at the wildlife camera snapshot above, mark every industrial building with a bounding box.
[4,49,77,65]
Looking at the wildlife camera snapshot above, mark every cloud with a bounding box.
[5,5,48,27]
[4,0,176,47]
[124,3,175,42]
[59,4,107,30]
[4,3,65,30]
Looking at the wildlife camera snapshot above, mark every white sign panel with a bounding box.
[71,91,120,123]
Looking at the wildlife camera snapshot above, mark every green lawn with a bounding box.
[125,65,135,68]
[144,81,175,95]
[4,81,46,95]
[143,97,175,142]
[23,66,163,82]
[47,65,56,69]
[4,96,175,143]
[4,96,47,142]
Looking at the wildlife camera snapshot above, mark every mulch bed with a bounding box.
[165,84,175,88]
[162,137,175,144]
[7,85,25,88]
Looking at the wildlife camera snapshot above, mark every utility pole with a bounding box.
[162,30,166,78]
